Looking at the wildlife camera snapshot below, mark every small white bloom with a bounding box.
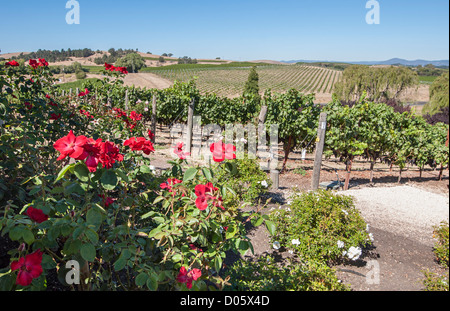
[341,209,349,216]
[240,138,248,143]
[149,165,155,171]
[286,207,291,212]
[288,250,294,255]
[337,240,345,249]
[273,241,281,250]
[368,233,374,242]
[347,246,362,261]
[292,239,301,246]
[261,180,269,188]
[366,224,370,232]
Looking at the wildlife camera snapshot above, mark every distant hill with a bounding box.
[282,58,449,67]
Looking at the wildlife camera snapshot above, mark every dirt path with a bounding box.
[123,73,173,89]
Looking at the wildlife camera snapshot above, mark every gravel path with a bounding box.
[343,185,449,245]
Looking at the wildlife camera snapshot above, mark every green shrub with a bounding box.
[422,271,449,291]
[269,190,372,263]
[224,255,349,291]
[433,221,449,268]
[215,156,272,209]
[75,70,87,80]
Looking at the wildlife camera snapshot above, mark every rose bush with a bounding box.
[0,60,271,291]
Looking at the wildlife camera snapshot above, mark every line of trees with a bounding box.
[11,49,96,62]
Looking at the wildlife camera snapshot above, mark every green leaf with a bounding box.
[214,255,222,272]
[183,167,197,182]
[146,275,158,291]
[114,257,127,272]
[84,228,99,245]
[264,220,277,236]
[74,162,90,183]
[100,170,118,191]
[202,168,213,181]
[54,164,75,184]
[86,208,102,228]
[64,182,85,196]
[135,272,148,287]
[172,254,182,262]
[80,243,96,262]
[225,225,237,240]
[22,229,35,245]
[9,227,23,241]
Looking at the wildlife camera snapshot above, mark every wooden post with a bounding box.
[125,90,129,110]
[311,112,327,191]
[186,99,195,154]
[151,95,157,143]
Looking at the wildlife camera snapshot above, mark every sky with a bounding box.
[0,0,448,62]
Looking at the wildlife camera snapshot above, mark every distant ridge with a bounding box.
[282,58,449,67]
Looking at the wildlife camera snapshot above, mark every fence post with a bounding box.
[311,112,327,191]
[259,105,279,190]
[125,89,129,110]
[186,99,195,154]
[151,94,157,143]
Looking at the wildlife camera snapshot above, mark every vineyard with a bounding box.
[145,64,342,98]
[0,60,448,293]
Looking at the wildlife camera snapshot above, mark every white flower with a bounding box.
[273,241,281,250]
[291,239,301,246]
[286,207,291,212]
[341,209,349,216]
[288,250,294,255]
[240,138,248,143]
[346,246,362,261]
[368,233,374,242]
[366,224,370,232]
[260,180,269,188]
[337,240,345,249]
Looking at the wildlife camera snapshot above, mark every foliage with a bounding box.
[264,89,321,171]
[224,255,350,291]
[75,70,87,80]
[243,66,260,98]
[268,190,372,264]
[422,271,449,291]
[334,65,419,102]
[178,57,198,65]
[115,53,146,73]
[423,73,449,116]
[11,49,96,63]
[0,60,269,291]
[433,221,449,268]
[215,156,272,209]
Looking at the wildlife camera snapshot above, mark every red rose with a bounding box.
[174,142,190,160]
[10,250,43,286]
[176,266,201,289]
[26,206,48,224]
[210,141,236,162]
[50,113,61,121]
[5,60,19,67]
[38,58,48,67]
[29,59,39,69]
[53,130,88,161]
[124,137,154,155]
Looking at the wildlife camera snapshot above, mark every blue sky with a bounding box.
[0,0,448,62]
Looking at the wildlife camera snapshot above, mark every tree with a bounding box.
[159,56,165,63]
[423,72,449,116]
[334,65,419,102]
[243,66,260,98]
[115,53,146,73]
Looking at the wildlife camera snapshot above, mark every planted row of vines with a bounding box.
[148,65,341,97]
[76,78,449,185]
